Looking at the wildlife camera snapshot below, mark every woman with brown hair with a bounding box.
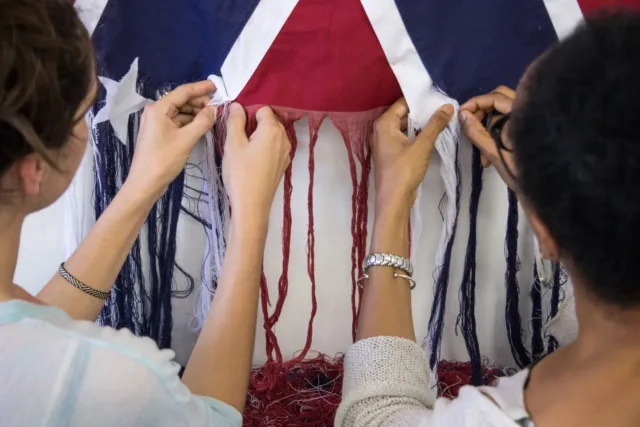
[0,1,292,425]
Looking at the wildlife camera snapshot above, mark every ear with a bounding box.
[526,209,559,261]
[18,154,45,197]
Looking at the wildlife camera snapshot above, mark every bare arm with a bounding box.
[37,182,156,320]
[357,99,454,341]
[37,81,217,321]
[182,104,291,412]
[337,100,455,427]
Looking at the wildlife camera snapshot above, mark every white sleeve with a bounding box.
[67,330,243,427]
[335,336,436,427]
[0,317,242,427]
[334,336,527,427]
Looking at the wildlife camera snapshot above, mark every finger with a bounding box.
[226,103,248,145]
[400,116,409,132]
[415,104,454,151]
[493,85,516,99]
[157,80,216,115]
[178,104,199,116]
[379,98,409,128]
[460,92,514,116]
[188,94,213,110]
[181,105,217,145]
[255,106,279,127]
[173,113,195,128]
[459,109,499,161]
[481,154,491,168]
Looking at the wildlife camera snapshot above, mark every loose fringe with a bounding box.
[456,147,484,385]
[530,263,545,361]
[425,104,462,374]
[197,106,386,362]
[93,85,200,347]
[242,356,511,425]
[63,111,97,259]
[245,355,344,427]
[504,190,531,368]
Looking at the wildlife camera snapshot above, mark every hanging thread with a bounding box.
[457,146,484,385]
[504,189,531,368]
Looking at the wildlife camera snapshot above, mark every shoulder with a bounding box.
[0,302,242,427]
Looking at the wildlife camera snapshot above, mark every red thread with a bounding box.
[215,106,386,356]
[244,355,345,427]
[330,112,379,340]
[243,357,508,425]
[437,360,508,399]
[295,114,325,362]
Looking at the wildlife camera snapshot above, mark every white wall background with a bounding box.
[15,198,66,295]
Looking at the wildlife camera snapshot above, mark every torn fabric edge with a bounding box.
[195,106,387,356]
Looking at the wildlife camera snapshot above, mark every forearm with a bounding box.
[356,198,416,342]
[182,214,267,412]
[37,182,157,320]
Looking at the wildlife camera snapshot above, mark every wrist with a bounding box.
[371,200,410,258]
[374,190,412,224]
[229,208,270,240]
[117,180,159,213]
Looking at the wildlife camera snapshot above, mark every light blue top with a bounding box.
[0,300,242,427]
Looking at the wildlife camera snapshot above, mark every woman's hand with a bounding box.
[372,98,454,215]
[222,103,291,225]
[127,80,217,199]
[459,86,515,167]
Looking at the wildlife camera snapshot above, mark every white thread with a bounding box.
[412,102,460,390]
[432,103,461,271]
[62,111,97,260]
[207,75,232,107]
[408,119,424,263]
[191,129,229,331]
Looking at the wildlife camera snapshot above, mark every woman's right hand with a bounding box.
[222,103,291,224]
[459,86,515,168]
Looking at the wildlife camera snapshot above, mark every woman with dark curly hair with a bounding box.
[337,11,640,427]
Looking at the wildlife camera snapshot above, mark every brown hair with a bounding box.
[0,0,94,176]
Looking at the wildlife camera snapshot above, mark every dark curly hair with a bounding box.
[510,10,640,307]
[0,0,94,176]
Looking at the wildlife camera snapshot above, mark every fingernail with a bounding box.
[459,110,468,124]
[441,104,455,116]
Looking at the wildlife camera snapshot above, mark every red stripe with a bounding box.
[236,0,402,112]
[578,0,640,14]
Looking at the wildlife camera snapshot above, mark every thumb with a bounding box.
[181,105,216,145]
[459,109,498,162]
[413,104,454,157]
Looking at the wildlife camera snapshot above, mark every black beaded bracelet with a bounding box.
[58,263,109,301]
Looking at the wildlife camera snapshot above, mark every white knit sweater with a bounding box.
[335,337,533,427]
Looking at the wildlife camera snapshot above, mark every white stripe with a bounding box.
[74,0,109,36]
[220,0,299,100]
[542,0,584,40]
[361,0,452,128]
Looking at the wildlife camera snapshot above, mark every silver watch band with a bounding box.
[362,253,414,277]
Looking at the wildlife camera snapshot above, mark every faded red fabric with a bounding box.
[579,0,640,14]
[236,0,403,112]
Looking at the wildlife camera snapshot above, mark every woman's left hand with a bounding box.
[372,98,454,214]
[127,80,217,198]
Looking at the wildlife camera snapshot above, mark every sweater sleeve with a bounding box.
[335,336,437,427]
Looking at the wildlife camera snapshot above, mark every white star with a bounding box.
[93,58,153,144]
